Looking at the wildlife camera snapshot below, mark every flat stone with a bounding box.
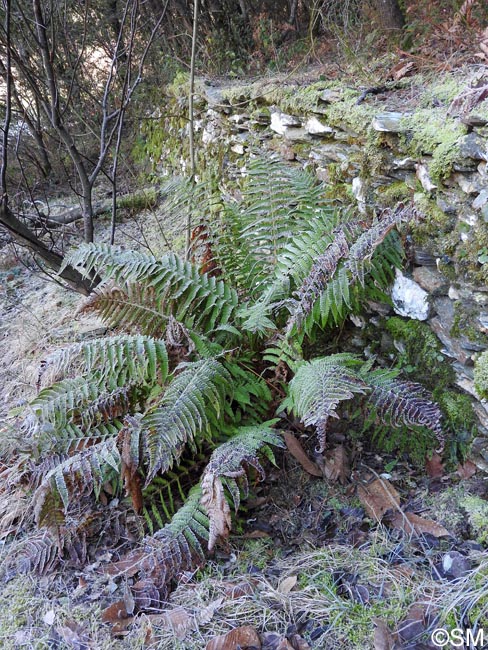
[454,173,487,194]
[430,316,471,364]
[310,143,358,164]
[372,111,408,133]
[479,313,488,334]
[473,189,488,209]
[319,89,343,103]
[412,267,448,295]
[304,116,334,136]
[393,157,416,170]
[352,177,367,214]
[391,270,430,320]
[270,109,301,135]
[415,163,437,193]
[458,132,488,161]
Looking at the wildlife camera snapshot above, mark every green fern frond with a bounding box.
[30,379,138,433]
[263,335,303,373]
[142,359,233,484]
[33,438,121,525]
[43,335,168,389]
[64,245,239,333]
[201,424,283,550]
[81,282,169,337]
[283,354,368,451]
[363,369,444,448]
[203,424,283,510]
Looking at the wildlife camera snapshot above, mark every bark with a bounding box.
[0,204,94,294]
[371,0,404,29]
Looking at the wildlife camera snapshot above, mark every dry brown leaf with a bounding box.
[357,478,400,521]
[206,625,261,650]
[289,635,311,650]
[457,460,477,479]
[322,445,349,484]
[223,581,256,599]
[391,512,450,538]
[425,452,444,478]
[196,598,224,626]
[373,619,395,650]
[105,550,146,577]
[390,60,415,80]
[283,431,322,477]
[157,607,194,641]
[201,472,232,551]
[101,600,130,624]
[277,575,298,594]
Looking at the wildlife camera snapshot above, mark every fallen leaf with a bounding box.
[425,453,444,478]
[289,635,311,650]
[196,598,224,625]
[206,625,261,650]
[277,575,298,594]
[391,512,450,538]
[148,607,194,641]
[101,600,130,623]
[322,445,349,484]
[391,60,415,80]
[223,581,256,599]
[105,550,146,577]
[373,618,395,650]
[396,604,426,642]
[457,460,477,479]
[357,479,400,521]
[283,432,322,477]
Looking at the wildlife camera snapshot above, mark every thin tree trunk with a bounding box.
[0,204,94,294]
[371,0,404,29]
[185,0,198,261]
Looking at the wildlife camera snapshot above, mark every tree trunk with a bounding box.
[371,0,404,29]
[0,204,95,294]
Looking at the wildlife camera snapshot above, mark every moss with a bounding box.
[450,301,488,345]
[460,495,488,545]
[400,109,466,183]
[474,350,488,400]
[455,224,488,284]
[377,180,412,204]
[385,317,454,390]
[410,193,455,251]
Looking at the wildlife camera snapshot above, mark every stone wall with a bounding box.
[154,71,488,448]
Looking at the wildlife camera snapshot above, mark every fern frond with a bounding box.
[345,208,403,286]
[80,282,169,337]
[201,424,283,550]
[6,530,60,576]
[363,369,445,448]
[64,245,239,334]
[30,379,137,433]
[142,359,233,484]
[128,486,209,599]
[287,227,350,331]
[42,335,168,388]
[33,438,121,525]
[284,354,368,451]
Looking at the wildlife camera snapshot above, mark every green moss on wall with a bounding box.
[474,350,488,400]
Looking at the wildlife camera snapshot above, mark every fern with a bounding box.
[63,246,239,334]
[362,368,445,448]
[41,335,168,389]
[283,354,369,451]
[142,359,233,484]
[80,282,169,337]
[33,438,121,525]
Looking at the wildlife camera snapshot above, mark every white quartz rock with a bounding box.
[391,269,430,320]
